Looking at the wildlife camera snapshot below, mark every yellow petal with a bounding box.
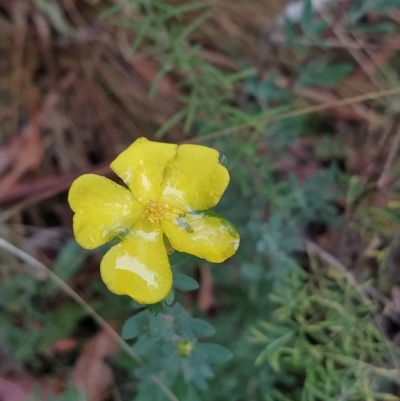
[68,174,144,249]
[100,220,172,304]
[161,144,229,212]
[162,212,240,263]
[110,137,177,204]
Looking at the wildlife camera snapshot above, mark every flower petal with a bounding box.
[161,144,229,212]
[162,212,240,263]
[100,220,172,304]
[110,137,177,204]
[68,174,144,249]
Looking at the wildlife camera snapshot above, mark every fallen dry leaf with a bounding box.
[0,72,75,191]
[0,374,57,401]
[71,323,119,401]
[0,113,44,190]
[47,337,78,353]
[0,162,110,204]
[0,377,32,401]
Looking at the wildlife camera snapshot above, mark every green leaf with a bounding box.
[186,318,215,337]
[183,90,198,133]
[196,343,233,363]
[363,0,400,14]
[121,310,148,339]
[99,3,122,19]
[32,0,72,35]
[171,375,189,400]
[255,332,294,368]
[149,65,171,99]
[155,109,186,139]
[46,240,88,296]
[297,58,353,88]
[200,210,240,238]
[346,176,366,206]
[156,2,207,18]
[240,263,263,281]
[377,0,400,12]
[149,315,163,338]
[169,251,192,266]
[147,301,164,316]
[131,335,155,355]
[129,17,152,53]
[300,0,328,41]
[174,273,199,291]
[283,16,298,50]
[53,303,84,334]
[353,22,395,33]
[53,240,88,281]
[307,20,328,38]
[165,289,175,305]
[176,11,212,43]
[300,0,312,32]
[223,67,256,85]
[40,304,84,348]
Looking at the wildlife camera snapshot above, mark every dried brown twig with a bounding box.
[186,85,400,144]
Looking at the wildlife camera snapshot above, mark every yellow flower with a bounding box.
[68,138,239,305]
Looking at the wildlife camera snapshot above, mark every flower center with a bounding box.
[144,200,167,224]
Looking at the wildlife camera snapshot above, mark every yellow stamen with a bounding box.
[144,200,167,224]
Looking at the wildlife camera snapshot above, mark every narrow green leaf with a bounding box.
[155,109,186,139]
[100,3,123,19]
[186,318,215,337]
[33,0,72,35]
[174,273,199,291]
[149,65,171,99]
[183,90,198,133]
[157,2,207,18]
[284,16,296,48]
[121,310,148,339]
[147,301,164,316]
[223,67,256,85]
[176,11,212,43]
[130,17,152,54]
[301,0,313,32]
[196,343,232,363]
[165,289,175,305]
[53,239,87,281]
[297,58,353,87]
[364,0,400,13]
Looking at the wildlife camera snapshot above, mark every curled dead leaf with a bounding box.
[71,323,119,401]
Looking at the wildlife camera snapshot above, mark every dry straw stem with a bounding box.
[186,85,400,144]
[0,236,141,362]
[269,33,400,50]
[378,126,400,189]
[319,6,386,91]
